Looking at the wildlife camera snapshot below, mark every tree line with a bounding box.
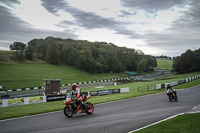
[173,49,200,73]
[10,37,157,73]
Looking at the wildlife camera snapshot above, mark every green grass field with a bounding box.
[156,59,173,70]
[0,60,127,90]
[135,113,200,133]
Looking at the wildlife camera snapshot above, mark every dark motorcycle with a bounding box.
[167,88,178,102]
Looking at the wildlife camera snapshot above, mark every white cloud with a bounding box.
[11,0,64,31]
[0,0,199,57]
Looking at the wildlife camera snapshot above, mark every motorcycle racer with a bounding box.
[166,84,177,101]
[71,83,85,107]
[166,84,176,94]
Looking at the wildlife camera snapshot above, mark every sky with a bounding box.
[0,0,199,57]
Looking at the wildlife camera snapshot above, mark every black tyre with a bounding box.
[85,102,94,114]
[169,95,172,102]
[175,96,178,101]
[64,106,74,118]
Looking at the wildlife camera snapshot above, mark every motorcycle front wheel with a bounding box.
[64,106,74,117]
[169,94,172,102]
[85,102,94,114]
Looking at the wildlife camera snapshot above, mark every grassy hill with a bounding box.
[0,51,174,90]
[0,60,127,90]
[156,59,173,70]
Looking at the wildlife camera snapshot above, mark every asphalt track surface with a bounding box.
[1,85,200,133]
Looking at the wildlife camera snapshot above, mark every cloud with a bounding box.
[41,0,68,15]
[41,0,141,39]
[0,1,78,49]
[0,0,21,7]
[120,0,189,13]
[0,0,199,57]
[141,0,200,55]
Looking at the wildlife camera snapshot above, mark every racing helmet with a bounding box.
[71,83,77,90]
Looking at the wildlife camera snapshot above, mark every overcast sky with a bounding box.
[0,0,199,57]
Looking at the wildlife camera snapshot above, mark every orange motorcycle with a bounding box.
[64,94,94,117]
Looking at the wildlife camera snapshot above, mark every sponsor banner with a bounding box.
[0,100,2,107]
[90,91,98,96]
[89,88,125,96]
[177,80,186,84]
[120,87,130,92]
[113,89,120,93]
[46,94,66,102]
[8,98,24,106]
[98,90,113,96]
[29,96,44,104]
[0,96,47,108]
[170,81,177,86]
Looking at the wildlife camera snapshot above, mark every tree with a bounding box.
[172,49,200,73]
[10,42,26,61]
[137,58,147,73]
[192,49,200,71]
[45,41,60,64]
[25,46,33,60]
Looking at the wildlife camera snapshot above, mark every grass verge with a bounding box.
[135,113,200,133]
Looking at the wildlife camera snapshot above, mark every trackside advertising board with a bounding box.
[46,94,66,102]
[89,88,129,96]
[0,96,46,108]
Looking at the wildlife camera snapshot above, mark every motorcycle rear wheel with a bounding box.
[169,94,172,102]
[85,102,94,114]
[64,106,74,117]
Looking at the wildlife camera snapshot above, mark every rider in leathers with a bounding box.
[166,84,176,95]
[71,83,85,107]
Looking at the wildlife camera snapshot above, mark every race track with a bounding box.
[1,85,200,133]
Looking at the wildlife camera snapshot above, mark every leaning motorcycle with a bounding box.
[64,94,94,117]
[167,88,178,102]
